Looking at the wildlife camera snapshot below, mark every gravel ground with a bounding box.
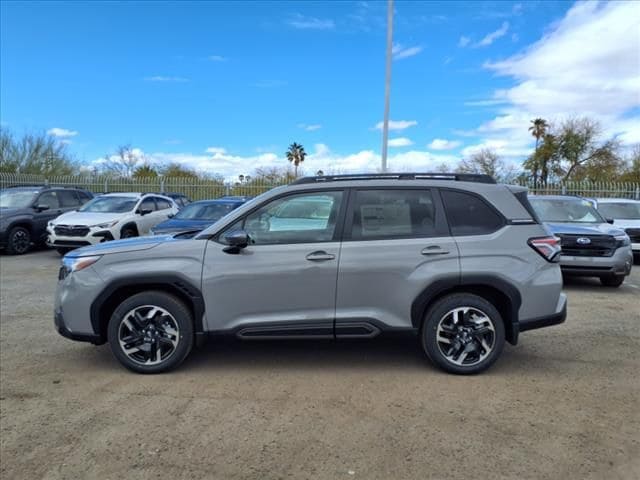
[1,249,639,480]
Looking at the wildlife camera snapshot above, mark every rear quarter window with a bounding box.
[441,190,504,236]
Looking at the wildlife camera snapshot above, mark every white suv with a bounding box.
[594,198,640,260]
[47,192,178,254]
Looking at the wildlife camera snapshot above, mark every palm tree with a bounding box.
[528,118,548,187]
[286,142,306,177]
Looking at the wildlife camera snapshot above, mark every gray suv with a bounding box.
[54,173,567,375]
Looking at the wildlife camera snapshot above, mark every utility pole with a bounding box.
[381,0,394,173]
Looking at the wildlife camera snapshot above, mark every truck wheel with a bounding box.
[421,293,505,375]
[600,275,625,287]
[6,226,31,255]
[107,291,194,374]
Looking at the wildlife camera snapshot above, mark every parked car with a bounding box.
[529,195,633,287]
[163,192,191,209]
[47,192,178,254]
[0,185,93,255]
[592,198,640,262]
[150,197,249,236]
[54,173,566,375]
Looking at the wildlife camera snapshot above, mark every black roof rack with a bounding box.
[291,172,496,185]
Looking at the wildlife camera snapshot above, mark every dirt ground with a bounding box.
[1,249,639,480]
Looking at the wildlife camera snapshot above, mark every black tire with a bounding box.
[421,293,505,375]
[120,226,137,239]
[107,291,194,374]
[600,275,625,287]
[6,226,31,255]
[56,247,72,256]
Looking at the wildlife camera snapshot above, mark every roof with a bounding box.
[292,172,496,185]
[99,192,143,197]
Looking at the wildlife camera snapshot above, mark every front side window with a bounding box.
[529,197,605,224]
[139,197,156,212]
[37,191,60,209]
[80,196,138,213]
[441,190,504,236]
[58,190,81,207]
[238,191,343,244]
[155,198,172,210]
[350,189,437,239]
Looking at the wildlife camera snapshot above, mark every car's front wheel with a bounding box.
[6,226,31,255]
[421,293,505,375]
[600,275,625,287]
[107,291,194,373]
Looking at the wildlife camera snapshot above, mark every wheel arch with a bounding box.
[90,275,205,343]
[119,222,139,236]
[411,275,521,345]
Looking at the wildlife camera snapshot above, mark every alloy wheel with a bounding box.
[118,305,180,366]
[436,307,496,367]
[11,229,30,254]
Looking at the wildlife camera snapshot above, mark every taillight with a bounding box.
[528,236,562,262]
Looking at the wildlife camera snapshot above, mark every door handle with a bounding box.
[421,245,450,255]
[306,251,336,262]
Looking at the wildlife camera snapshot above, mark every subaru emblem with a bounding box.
[576,237,591,245]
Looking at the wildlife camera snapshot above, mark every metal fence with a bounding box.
[1,173,639,200]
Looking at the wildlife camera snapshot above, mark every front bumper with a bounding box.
[519,292,567,333]
[47,227,115,249]
[559,246,633,277]
[55,309,103,344]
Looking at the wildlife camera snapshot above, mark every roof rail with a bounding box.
[291,172,496,185]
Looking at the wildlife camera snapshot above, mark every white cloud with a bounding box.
[392,43,423,60]
[298,123,322,131]
[464,1,640,160]
[458,36,471,47]
[388,137,414,147]
[476,21,509,47]
[144,76,189,83]
[208,55,226,62]
[47,127,78,138]
[428,139,461,150]
[373,120,417,131]
[287,14,335,30]
[206,147,227,154]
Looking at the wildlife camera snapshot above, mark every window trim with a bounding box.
[439,187,507,237]
[342,187,449,242]
[214,188,349,246]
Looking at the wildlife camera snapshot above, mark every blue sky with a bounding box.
[1,1,638,178]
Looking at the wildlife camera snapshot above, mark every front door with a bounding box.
[201,190,345,337]
[33,190,63,241]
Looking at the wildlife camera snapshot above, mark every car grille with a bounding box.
[54,225,90,237]
[557,234,616,257]
[625,228,640,243]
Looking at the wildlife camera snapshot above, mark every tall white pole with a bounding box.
[381,0,394,173]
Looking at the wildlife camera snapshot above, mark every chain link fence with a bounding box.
[1,172,639,200]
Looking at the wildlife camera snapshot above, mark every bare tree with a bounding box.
[0,128,76,175]
[457,149,518,183]
[101,144,143,177]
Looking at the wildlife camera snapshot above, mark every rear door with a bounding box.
[335,188,459,335]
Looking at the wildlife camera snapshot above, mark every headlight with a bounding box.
[93,221,118,229]
[614,234,631,247]
[61,255,101,274]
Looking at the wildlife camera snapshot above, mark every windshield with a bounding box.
[0,189,38,209]
[79,196,138,213]
[597,202,640,220]
[176,202,237,220]
[530,198,606,223]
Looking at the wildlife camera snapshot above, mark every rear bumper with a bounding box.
[519,293,567,334]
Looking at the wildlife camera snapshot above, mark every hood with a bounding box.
[152,218,212,233]
[53,211,125,226]
[545,222,626,237]
[67,235,175,257]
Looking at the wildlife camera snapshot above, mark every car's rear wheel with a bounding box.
[107,291,194,374]
[421,293,505,375]
[600,275,625,287]
[6,226,31,255]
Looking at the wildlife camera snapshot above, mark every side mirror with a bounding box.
[222,229,249,254]
[34,204,50,212]
[167,213,175,219]
[138,208,153,216]
[606,218,614,224]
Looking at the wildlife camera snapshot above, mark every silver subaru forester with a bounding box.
[54,173,567,375]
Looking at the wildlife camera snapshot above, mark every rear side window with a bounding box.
[350,189,438,240]
[441,190,504,236]
[57,190,81,207]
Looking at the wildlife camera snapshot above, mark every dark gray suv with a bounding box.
[54,173,567,375]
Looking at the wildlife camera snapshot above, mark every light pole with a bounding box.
[381,0,394,173]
